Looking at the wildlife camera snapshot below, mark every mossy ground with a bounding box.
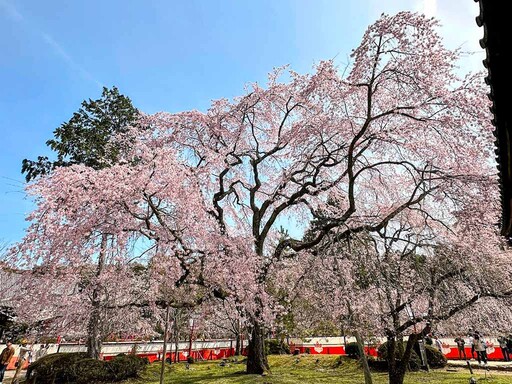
[124,355,512,384]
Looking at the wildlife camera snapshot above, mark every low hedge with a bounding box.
[105,355,148,381]
[26,352,89,383]
[26,353,148,384]
[265,339,290,355]
[377,341,421,372]
[376,340,447,371]
[345,342,360,359]
[422,345,447,368]
[71,358,110,383]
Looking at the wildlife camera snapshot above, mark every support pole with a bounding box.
[159,305,170,384]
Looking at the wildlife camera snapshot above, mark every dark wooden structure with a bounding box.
[475,0,512,238]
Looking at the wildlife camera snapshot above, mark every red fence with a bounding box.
[290,340,508,361]
[5,340,247,370]
[106,347,247,363]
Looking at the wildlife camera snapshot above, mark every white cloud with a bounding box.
[0,0,23,21]
[432,0,484,73]
[42,33,103,88]
[365,0,484,75]
[0,0,103,87]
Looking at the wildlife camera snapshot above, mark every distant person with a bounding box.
[434,336,443,353]
[498,336,510,361]
[468,332,476,359]
[27,345,34,365]
[35,344,48,361]
[0,340,15,384]
[12,343,30,382]
[474,334,488,366]
[507,335,512,360]
[454,335,467,360]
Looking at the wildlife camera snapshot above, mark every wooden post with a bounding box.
[188,318,194,358]
[159,305,170,384]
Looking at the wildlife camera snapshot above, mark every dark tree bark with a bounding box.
[386,333,420,384]
[246,321,270,374]
[173,311,180,363]
[235,332,242,356]
[86,312,102,359]
[86,234,107,359]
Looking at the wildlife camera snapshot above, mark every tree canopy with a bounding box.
[21,86,138,181]
[6,12,509,384]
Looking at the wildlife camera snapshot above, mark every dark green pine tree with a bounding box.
[21,86,138,181]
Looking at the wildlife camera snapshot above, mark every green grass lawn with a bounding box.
[124,355,512,384]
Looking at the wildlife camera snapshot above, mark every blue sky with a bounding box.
[0,0,485,245]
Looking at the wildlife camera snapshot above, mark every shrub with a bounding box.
[265,339,290,355]
[26,352,89,383]
[187,356,195,364]
[26,352,148,384]
[106,354,148,381]
[410,342,447,368]
[73,358,110,383]
[345,342,360,359]
[377,341,421,372]
[423,345,447,368]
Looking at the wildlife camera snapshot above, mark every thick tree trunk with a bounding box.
[386,337,405,384]
[354,331,373,384]
[386,333,420,384]
[246,321,270,374]
[235,332,241,356]
[173,310,180,363]
[388,366,406,384]
[174,337,179,363]
[86,308,103,359]
[86,233,107,359]
[234,318,242,356]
